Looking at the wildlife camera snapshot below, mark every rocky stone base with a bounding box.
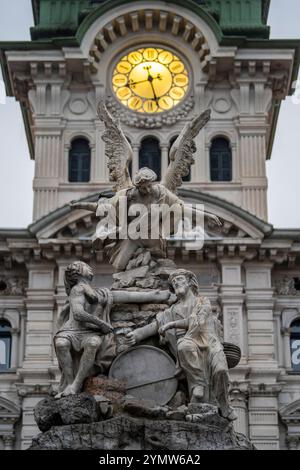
[31,395,253,450]
[30,415,253,450]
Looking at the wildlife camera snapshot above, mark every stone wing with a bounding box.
[98,101,133,192]
[162,110,211,194]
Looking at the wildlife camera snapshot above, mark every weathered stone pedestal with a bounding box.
[30,394,253,450]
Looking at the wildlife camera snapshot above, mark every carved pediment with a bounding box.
[22,189,279,263]
[280,400,300,424]
[31,190,269,242]
[0,397,20,423]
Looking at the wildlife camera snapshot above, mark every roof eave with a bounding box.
[262,0,271,24]
[31,0,39,26]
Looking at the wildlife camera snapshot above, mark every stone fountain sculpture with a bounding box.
[31,103,252,450]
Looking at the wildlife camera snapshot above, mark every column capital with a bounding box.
[160,143,170,150]
[286,435,300,450]
[10,327,20,335]
[2,434,15,450]
[281,326,291,336]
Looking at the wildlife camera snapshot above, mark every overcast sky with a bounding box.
[0,0,299,228]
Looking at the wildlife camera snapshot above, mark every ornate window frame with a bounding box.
[63,131,95,184]
[0,309,20,371]
[281,309,300,372]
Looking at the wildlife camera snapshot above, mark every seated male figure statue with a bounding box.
[55,261,172,398]
[126,269,237,421]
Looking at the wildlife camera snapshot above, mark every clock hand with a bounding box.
[130,78,151,87]
[143,66,159,103]
[149,80,159,103]
[130,75,163,87]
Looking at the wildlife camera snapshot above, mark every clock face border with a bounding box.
[110,45,192,115]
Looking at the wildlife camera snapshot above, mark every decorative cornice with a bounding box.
[16,383,52,398]
[86,5,212,74]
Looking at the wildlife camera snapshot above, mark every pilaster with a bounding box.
[245,262,281,449]
[23,262,56,373]
[16,384,52,450]
[248,383,282,450]
[219,258,246,357]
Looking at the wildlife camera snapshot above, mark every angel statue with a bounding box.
[70,102,220,271]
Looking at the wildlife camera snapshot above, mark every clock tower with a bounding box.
[2,0,298,222]
[0,0,300,451]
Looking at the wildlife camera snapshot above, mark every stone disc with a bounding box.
[109,345,178,405]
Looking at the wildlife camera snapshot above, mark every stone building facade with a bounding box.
[0,0,300,450]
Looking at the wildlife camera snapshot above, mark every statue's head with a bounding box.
[133,168,157,195]
[64,261,93,295]
[169,269,199,298]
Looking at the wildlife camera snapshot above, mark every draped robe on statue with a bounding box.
[55,288,116,392]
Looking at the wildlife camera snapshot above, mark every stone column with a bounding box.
[274,308,284,367]
[282,327,292,369]
[160,143,169,181]
[90,141,96,183]
[95,119,107,182]
[10,327,20,369]
[132,143,140,177]
[204,141,211,182]
[18,310,26,368]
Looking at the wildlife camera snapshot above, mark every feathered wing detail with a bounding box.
[97,101,133,192]
[162,109,211,193]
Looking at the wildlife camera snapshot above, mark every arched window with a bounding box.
[169,136,191,182]
[69,138,91,183]
[210,137,232,182]
[0,321,11,371]
[139,137,161,180]
[290,320,300,373]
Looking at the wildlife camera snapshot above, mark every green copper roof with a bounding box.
[30,0,270,40]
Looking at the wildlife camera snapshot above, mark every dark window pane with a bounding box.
[290,320,300,373]
[69,138,91,183]
[0,321,11,371]
[210,138,232,182]
[139,137,161,180]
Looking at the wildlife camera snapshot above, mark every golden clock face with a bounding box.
[112,47,189,114]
